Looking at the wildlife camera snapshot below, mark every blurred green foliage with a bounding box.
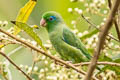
[0,0,120,80]
[0,0,78,80]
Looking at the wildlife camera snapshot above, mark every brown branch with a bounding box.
[118,3,120,38]
[84,0,120,80]
[0,51,32,80]
[108,0,120,41]
[118,5,120,26]
[0,29,97,80]
[114,21,120,41]
[108,0,112,9]
[74,62,120,67]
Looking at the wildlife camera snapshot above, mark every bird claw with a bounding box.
[66,61,73,64]
[54,61,73,68]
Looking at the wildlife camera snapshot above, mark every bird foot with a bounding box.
[64,61,73,68]
[54,61,72,68]
[66,61,73,64]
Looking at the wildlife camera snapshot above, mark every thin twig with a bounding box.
[0,51,32,80]
[108,0,120,41]
[114,21,120,41]
[84,0,120,80]
[74,62,120,67]
[81,14,99,31]
[106,45,119,51]
[81,14,120,42]
[29,61,36,76]
[0,29,97,80]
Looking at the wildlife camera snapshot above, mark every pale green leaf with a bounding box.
[80,29,99,40]
[12,21,46,51]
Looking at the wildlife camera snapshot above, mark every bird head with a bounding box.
[40,11,64,31]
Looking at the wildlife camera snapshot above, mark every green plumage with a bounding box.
[40,11,92,63]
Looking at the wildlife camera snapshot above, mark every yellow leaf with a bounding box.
[13,0,37,35]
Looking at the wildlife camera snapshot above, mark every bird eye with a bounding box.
[49,17,53,21]
[49,16,56,21]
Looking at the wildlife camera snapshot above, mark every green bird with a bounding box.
[40,11,91,63]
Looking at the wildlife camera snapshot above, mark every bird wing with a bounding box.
[62,27,91,60]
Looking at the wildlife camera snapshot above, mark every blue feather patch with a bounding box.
[50,16,56,20]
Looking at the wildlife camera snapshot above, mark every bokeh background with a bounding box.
[0,0,77,28]
[0,0,118,80]
[0,0,81,80]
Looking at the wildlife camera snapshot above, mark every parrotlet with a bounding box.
[40,11,92,63]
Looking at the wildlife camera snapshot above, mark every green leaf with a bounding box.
[80,29,99,40]
[113,58,120,63]
[12,21,46,51]
[99,55,112,62]
[87,48,94,55]
[112,53,120,61]
[13,0,37,35]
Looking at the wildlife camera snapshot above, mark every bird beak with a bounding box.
[40,18,47,27]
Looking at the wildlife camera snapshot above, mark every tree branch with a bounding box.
[0,51,32,80]
[108,0,120,41]
[74,62,120,67]
[108,0,112,9]
[84,0,120,80]
[0,29,97,80]
[118,3,120,35]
